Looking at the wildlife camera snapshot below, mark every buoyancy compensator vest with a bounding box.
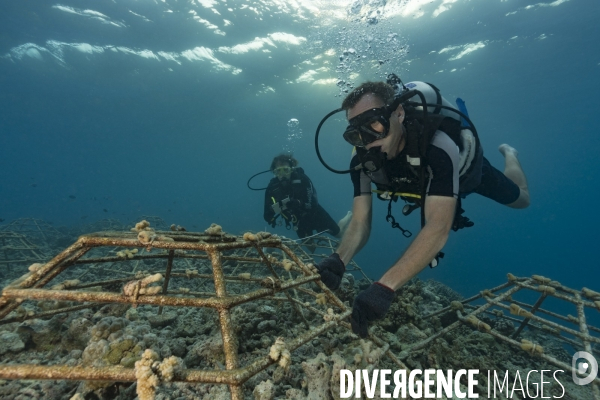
[354,77,482,254]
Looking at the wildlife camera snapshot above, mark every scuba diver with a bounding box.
[314,79,530,338]
[264,153,352,240]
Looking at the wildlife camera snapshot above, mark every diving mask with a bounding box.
[343,106,392,147]
[273,166,293,178]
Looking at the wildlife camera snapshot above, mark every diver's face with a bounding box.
[347,93,406,160]
[273,163,293,181]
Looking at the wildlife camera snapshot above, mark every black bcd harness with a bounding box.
[355,81,476,267]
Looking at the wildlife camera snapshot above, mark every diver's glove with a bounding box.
[351,282,395,338]
[315,253,345,290]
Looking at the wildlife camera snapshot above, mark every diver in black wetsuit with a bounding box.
[264,154,351,239]
[313,80,531,338]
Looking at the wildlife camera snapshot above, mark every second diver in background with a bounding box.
[264,153,352,241]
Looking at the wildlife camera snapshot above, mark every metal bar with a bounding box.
[2,274,319,310]
[0,247,90,320]
[487,299,600,344]
[422,281,516,320]
[398,282,525,360]
[78,235,284,253]
[158,250,175,315]
[511,293,547,339]
[254,245,310,329]
[207,247,241,399]
[575,292,600,400]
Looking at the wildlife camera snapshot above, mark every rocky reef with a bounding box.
[0,223,597,399]
[0,275,596,399]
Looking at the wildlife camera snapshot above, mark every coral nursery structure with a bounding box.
[0,225,373,399]
[0,224,599,399]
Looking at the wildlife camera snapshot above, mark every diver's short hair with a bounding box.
[270,153,298,171]
[341,81,395,111]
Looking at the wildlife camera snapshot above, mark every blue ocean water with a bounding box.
[0,0,598,300]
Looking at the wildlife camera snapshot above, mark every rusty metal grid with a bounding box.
[0,231,49,270]
[0,218,62,243]
[420,274,600,400]
[2,226,598,399]
[0,229,403,399]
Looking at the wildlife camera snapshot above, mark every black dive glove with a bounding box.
[315,253,345,290]
[351,282,395,338]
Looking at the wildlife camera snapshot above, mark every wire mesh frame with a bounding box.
[2,230,597,398]
[0,218,61,243]
[283,235,373,283]
[0,230,402,399]
[0,231,48,269]
[420,275,600,399]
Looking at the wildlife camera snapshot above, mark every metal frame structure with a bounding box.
[0,218,62,243]
[1,229,598,399]
[0,230,397,399]
[421,275,600,399]
[0,231,49,271]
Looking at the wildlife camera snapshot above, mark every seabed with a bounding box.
[0,220,598,399]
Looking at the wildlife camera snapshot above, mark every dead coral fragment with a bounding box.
[282,259,294,271]
[532,275,551,284]
[205,223,223,235]
[510,304,533,318]
[116,248,138,259]
[323,308,337,322]
[133,350,182,400]
[582,287,600,300]
[269,337,285,360]
[238,273,251,280]
[185,269,199,279]
[123,274,164,299]
[521,339,544,356]
[138,231,157,245]
[158,355,183,382]
[132,220,153,232]
[28,263,44,272]
[243,231,272,242]
[465,314,491,332]
[269,337,291,371]
[243,232,258,242]
[138,231,173,246]
[51,279,80,291]
[135,349,160,400]
[315,293,327,305]
[257,231,271,239]
[536,285,556,295]
[450,301,464,312]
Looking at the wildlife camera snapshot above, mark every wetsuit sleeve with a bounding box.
[426,131,460,198]
[264,182,276,224]
[350,153,372,197]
